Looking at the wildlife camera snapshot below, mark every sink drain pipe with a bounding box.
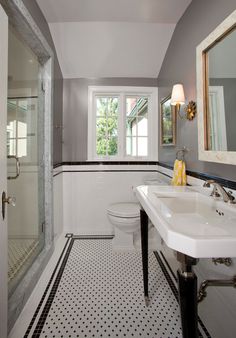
[198,276,236,302]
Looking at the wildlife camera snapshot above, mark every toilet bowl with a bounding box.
[107,203,140,251]
[107,177,168,251]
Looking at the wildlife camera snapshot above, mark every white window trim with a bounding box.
[88,86,158,161]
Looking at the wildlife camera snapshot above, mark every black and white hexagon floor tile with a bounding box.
[30,239,183,338]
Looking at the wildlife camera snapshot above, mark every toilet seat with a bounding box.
[107,203,140,218]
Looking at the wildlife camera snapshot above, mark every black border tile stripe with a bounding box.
[154,251,212,338]
[154,251,179,301]
[28,236,112,337]
[54,161,158,167]
[30,238,75,337]
[73,235,114,240]
[53,161,236,190]
[158,162,236,190]
[53,168,173,180]
[24,238,70,337]
[160,251,178,282]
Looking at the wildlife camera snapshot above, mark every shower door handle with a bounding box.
[2,191,16,220]
[7,155,20,180]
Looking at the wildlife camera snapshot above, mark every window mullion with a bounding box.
[105,99,108,157]
[118,94,124,159]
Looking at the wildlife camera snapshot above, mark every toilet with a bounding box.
[107,202,140,251]
[107,176,169,251]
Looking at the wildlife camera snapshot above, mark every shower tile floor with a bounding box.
[8,238,39,282]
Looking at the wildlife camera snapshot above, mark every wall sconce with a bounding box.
[170,84,196,120]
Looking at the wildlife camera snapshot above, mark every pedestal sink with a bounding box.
[135,185,236,338]
[136,185,236,258]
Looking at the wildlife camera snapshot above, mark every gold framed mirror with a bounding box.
[197,10,236,164]
[160,94,176,146]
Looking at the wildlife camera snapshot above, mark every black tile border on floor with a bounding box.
[155,251,212,338]
[30,238,75,337]
[25,236,113,338]
[25,236,211,338]
[24,237,71,338]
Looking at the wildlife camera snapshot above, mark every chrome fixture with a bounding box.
[176,147,189,161]
[7,155,20,180]
[2,191,16,220]
[203,180,235,204]
[198,276,236,303]
[212,257,232,267]
[170,84,197,120]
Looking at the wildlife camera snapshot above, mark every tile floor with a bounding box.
[8,238,38,282]
[9,235,210,338]
[25,237,182,338]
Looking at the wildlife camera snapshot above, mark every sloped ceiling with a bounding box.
[36,0,192,78]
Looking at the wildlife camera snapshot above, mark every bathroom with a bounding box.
[0,0,236,337]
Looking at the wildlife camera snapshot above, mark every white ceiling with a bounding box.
[36,0,192,78]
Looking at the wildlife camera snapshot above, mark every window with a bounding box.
[96,96,118,156]
[88,86,158,160]
[7,97,37,163]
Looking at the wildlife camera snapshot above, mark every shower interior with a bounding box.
[7,27,45,295]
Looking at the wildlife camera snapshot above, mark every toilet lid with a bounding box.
[107,203,140,218]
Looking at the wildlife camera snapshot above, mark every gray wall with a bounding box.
[2,0,63,165]
[63,78,157,161]
[157,0,236,181]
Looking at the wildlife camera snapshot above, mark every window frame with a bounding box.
[88,86,158,161]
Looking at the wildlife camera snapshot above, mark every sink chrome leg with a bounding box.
[140,208,149,306]
[177,253,198,338]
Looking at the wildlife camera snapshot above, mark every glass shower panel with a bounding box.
[7,27,45,294]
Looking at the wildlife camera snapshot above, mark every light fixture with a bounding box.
[170,83,196,120]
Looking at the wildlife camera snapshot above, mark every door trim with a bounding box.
[0,4,8,338]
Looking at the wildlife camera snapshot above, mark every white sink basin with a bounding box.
[135,185,236,258]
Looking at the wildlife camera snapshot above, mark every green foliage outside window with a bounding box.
[96,97,118,156]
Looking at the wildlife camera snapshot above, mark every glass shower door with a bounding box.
[7,27,45,294]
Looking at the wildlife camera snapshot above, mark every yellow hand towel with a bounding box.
[171,160,187,186]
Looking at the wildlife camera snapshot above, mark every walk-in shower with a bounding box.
[0,0,54,330]
[7,27,45,295]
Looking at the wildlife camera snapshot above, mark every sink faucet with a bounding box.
[203,180,235,204]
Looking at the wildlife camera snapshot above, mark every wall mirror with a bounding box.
[160,95,176,146]
[197,10,236,164]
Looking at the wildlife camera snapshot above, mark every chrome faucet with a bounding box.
[203,180,235,204]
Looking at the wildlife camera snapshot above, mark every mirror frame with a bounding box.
[160,94,176,147]
[197,9,236,164]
